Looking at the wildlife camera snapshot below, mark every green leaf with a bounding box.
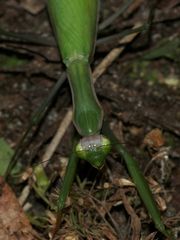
[0,138,14,176]
[33,164,51,195]
[0,53,29,68]
[142,37,180,62]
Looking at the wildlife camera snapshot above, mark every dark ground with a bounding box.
[0,0,180,239]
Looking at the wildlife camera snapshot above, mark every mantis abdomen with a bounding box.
[48,0,103,136]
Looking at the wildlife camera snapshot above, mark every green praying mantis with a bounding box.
[47,0,174,239]
[3,0,174,239]
[48,0,111,170]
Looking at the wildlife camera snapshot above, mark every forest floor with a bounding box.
[0,0,180,239]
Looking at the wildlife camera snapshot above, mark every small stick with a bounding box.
[42,109,73,167]
[98,0,133,30]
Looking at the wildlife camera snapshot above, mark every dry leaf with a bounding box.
[142,128,165,150]
[0,177,39,240]
[20,0,45,14]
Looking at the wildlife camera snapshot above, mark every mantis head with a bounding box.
[76,134,111,169]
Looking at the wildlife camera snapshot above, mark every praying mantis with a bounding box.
[48,0,111,170]
[2,0,174,239]
[47,0,174,239]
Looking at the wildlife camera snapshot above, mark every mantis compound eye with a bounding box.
[76,134,111,169]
